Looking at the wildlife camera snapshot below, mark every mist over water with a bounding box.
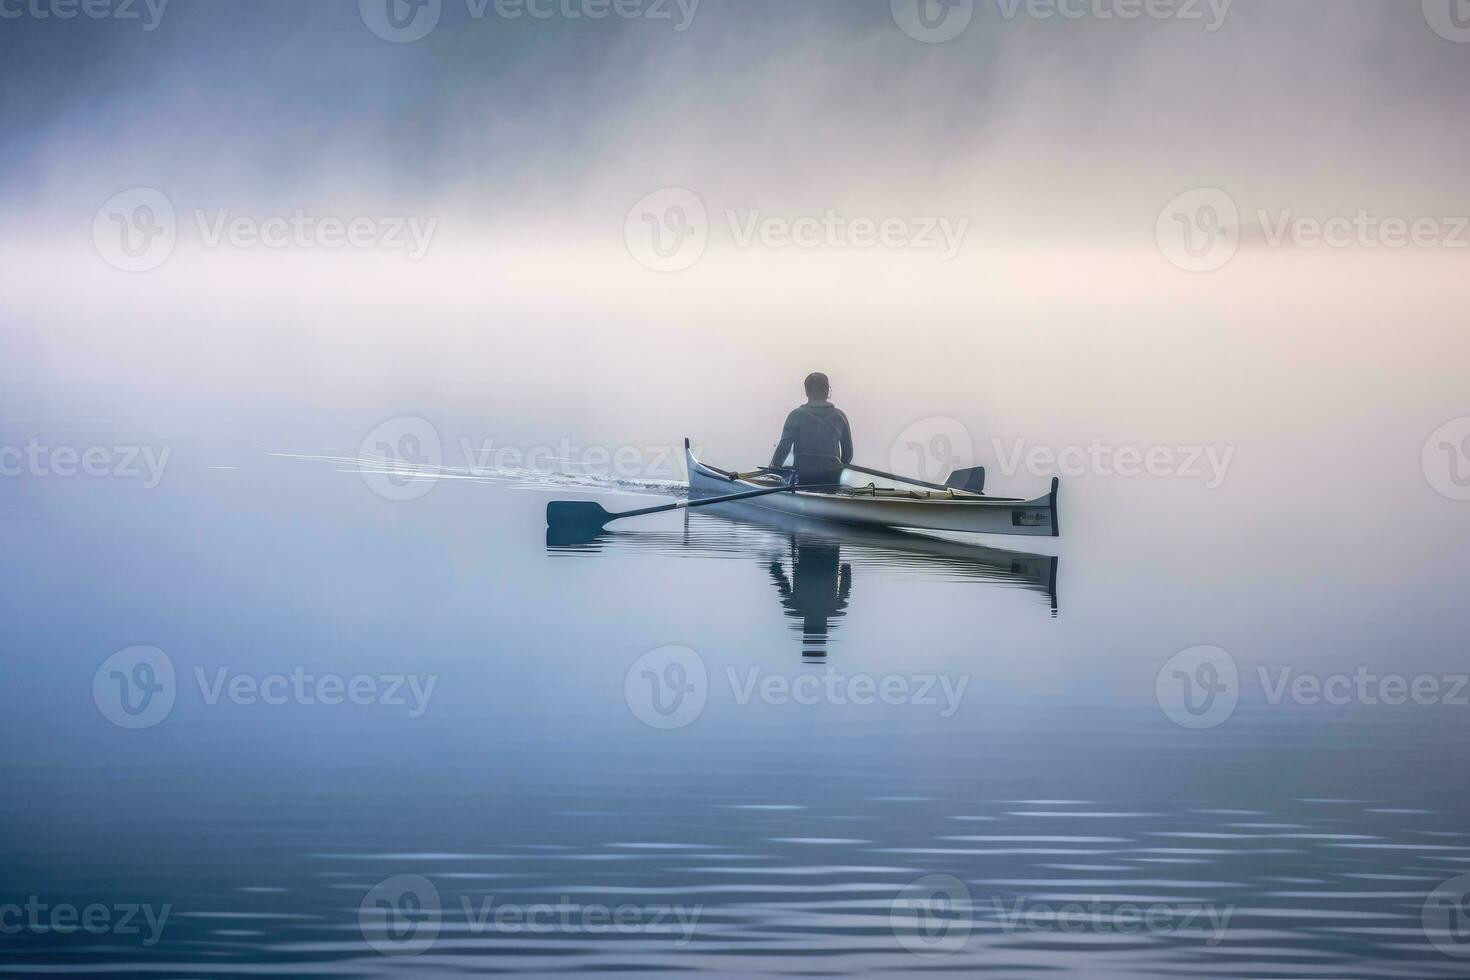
[6,2,1468,448]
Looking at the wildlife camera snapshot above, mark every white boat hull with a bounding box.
[686,441,1059,538]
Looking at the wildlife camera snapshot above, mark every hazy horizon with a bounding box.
[4,0,1468,489]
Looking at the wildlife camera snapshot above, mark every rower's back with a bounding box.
[770,373,854,489]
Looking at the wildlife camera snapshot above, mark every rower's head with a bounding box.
[804,372,831,401]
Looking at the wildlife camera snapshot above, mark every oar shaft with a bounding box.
[546,482,844,531]
[612,482,825,521]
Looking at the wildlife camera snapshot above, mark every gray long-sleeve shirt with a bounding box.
[770,402,854,472]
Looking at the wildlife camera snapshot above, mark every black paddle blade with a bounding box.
[546,500,614,531]
[945,466,987,494]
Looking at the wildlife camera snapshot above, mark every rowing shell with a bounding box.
[685,440,1060,538]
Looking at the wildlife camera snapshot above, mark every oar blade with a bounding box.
[546,500,614,531]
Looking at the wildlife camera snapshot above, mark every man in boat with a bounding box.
[770,373,853,490]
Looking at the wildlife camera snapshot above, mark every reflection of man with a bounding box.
[768,537,852,656]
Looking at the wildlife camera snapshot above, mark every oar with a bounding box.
[546,483,835,533]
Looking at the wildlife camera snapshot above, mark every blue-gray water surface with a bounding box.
[3,448,1469,978]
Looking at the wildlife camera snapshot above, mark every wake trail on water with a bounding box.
[268,451,688,498]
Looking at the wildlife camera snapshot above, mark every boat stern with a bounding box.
[1049,477,1061,538]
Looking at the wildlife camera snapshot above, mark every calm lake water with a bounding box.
[3,442,1469,978]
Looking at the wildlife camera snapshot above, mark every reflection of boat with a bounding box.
[548,502,1060,618]
[699,504,1058,615]
[686,440,1060,538]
